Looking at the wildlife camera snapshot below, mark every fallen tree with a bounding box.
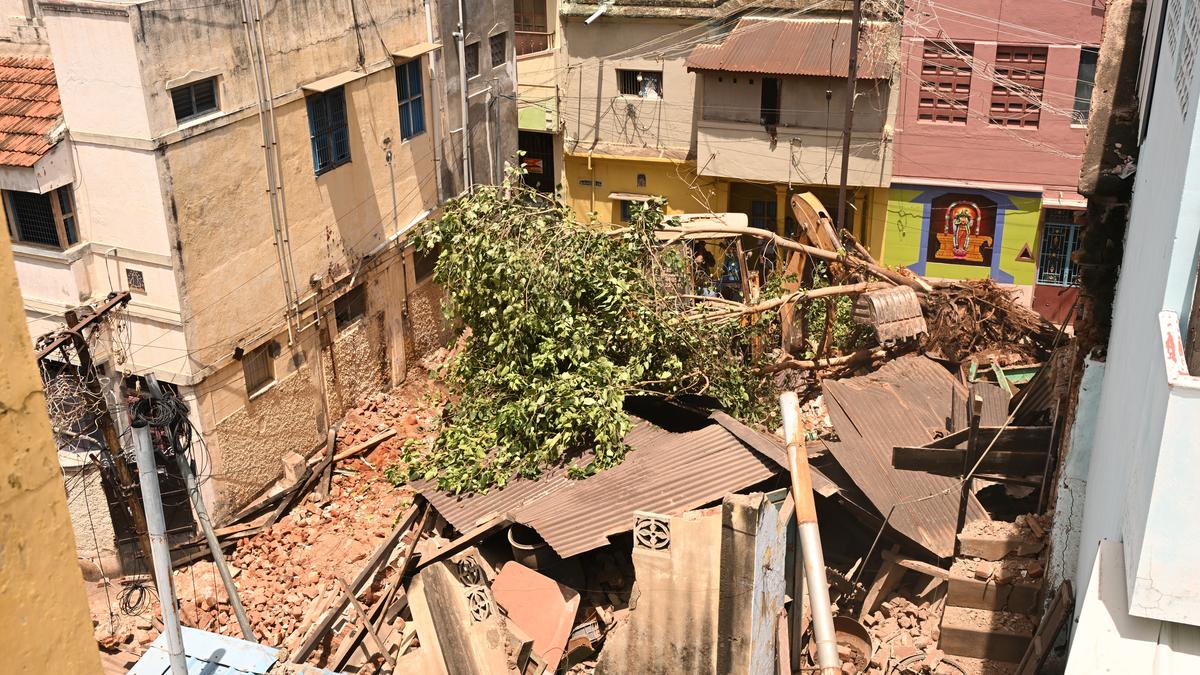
[400,179,778,493]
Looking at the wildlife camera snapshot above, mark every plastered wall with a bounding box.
[0,233,100,674]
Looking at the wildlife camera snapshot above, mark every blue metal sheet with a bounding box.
[128,626,282,675]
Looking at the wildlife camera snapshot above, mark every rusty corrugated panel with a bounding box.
[685,18,895,78]
[823,355,989,558]
[0,56,60,168]
[417,415,786,558]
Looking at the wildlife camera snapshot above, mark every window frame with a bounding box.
[306,86,352,176]
[242,343,275,397]
[490,32,508,69]
[465,42,481,79]
[396,59,426,141]
[4,186,79,250]
[989,45,1048,128]
[1073,46,1100,126]
[617,69,663,99]
[749,199,777,230]
[170,77,220,124]
[1036,209,1083,287]
[334,283,367,332]
[918,41,973,125]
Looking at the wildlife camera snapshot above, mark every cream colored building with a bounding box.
[2,0,512,570]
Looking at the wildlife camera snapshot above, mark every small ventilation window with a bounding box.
[170,78,219,123]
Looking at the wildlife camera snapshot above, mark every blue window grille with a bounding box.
[307,87,351,175]
[1036,209,1082,286]
[397,60,425,140]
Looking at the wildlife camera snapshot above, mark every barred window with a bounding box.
[466,42,481,78]
[990,45,1047,128]
[242,343,275,396]
[918,41,973,124]
[334,284,367,331]
[396,59,425,140]
[306,87,351,175]
[5,186,78,249]
[490,32,508,69]
[617,69,662,99]
[1036,209,1082,287]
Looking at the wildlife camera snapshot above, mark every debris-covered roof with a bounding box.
[686,18,895,78]
[823,355,1002,558]
[0,56,62,168]
[417,412,820,558]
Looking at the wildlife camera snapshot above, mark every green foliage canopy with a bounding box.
[402,179,775,493]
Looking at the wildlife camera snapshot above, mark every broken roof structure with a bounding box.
[416,410,834,559]
[823,355,1008,558]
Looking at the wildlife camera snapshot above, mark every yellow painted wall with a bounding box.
[563,153,723,223]
[0,234,101,674]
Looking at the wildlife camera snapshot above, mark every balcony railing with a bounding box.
[516,31,553,56]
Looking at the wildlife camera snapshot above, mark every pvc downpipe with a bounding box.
[133,423,187,675]
[177,453,256,642]
[780,391,840,675]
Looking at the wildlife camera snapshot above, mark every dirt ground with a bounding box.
[86,367,445,662]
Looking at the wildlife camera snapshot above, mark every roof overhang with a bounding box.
[300,70,366,93]
[392,42,441,60]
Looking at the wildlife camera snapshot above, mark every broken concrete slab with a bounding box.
[491,561,580,673]
[407,561,511,674]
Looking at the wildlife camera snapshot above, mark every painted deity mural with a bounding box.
[927,193,997,267]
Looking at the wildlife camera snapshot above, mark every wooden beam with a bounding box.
[893,447,1049,476]
[881,549,951,579]
[860,545,905,619]
[927,426,1053,450]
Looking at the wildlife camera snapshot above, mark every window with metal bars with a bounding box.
[490,32,508,69]
[5,186,78,249]
[242,343,275,396]
[170,77,219,123]
[1036,209,1082,286]
[396,59,425,140]
[1073,47,1099,125]
[466,42,481,78]
[750,200,777,230]
[990,45,1047,128]
[617,69,662,98]
[307,87,351,175]
[918,41,973,124]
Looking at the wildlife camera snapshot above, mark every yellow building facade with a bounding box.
[0,233,101,674]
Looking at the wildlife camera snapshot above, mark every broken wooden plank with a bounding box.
[335,576,396,668]
[881,550,951,580]
[1015,581,1074,675]
[893,447,1048,476]
[860,545,906,620]
[414,512,515,571]
[925,426,1052,450]
[291,501,424,663]
[316,425,338,504]
[325,428,397,465]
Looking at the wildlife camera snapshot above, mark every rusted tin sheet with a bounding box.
[686,18,894,78]
[823,355,990,558]
[416,413,808,559]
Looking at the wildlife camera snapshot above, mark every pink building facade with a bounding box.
[878,0,1105,321]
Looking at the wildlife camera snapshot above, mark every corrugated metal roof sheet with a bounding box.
[823,355,991,559]
[0,56,60,168]
[685,18,895,78]
[417,414,799,559]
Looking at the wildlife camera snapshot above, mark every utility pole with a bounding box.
[836,0,863,238]
[37,292,157,580]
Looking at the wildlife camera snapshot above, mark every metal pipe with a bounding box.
[421,0,446,201]
[455,0,473,191]
[176,454,256,641]
[133,422,187,675]
[780,391,839,675]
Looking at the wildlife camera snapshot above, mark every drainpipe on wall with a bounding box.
[485,86,495,183]
[239,0,299,342]
[588,148,595,213]
[455,0,473,192]
[421,0,446,202]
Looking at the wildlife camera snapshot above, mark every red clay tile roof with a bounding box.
[0,57,62,168]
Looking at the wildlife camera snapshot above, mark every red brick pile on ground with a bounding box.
[88,370,445,658]
[863,594,946,673]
